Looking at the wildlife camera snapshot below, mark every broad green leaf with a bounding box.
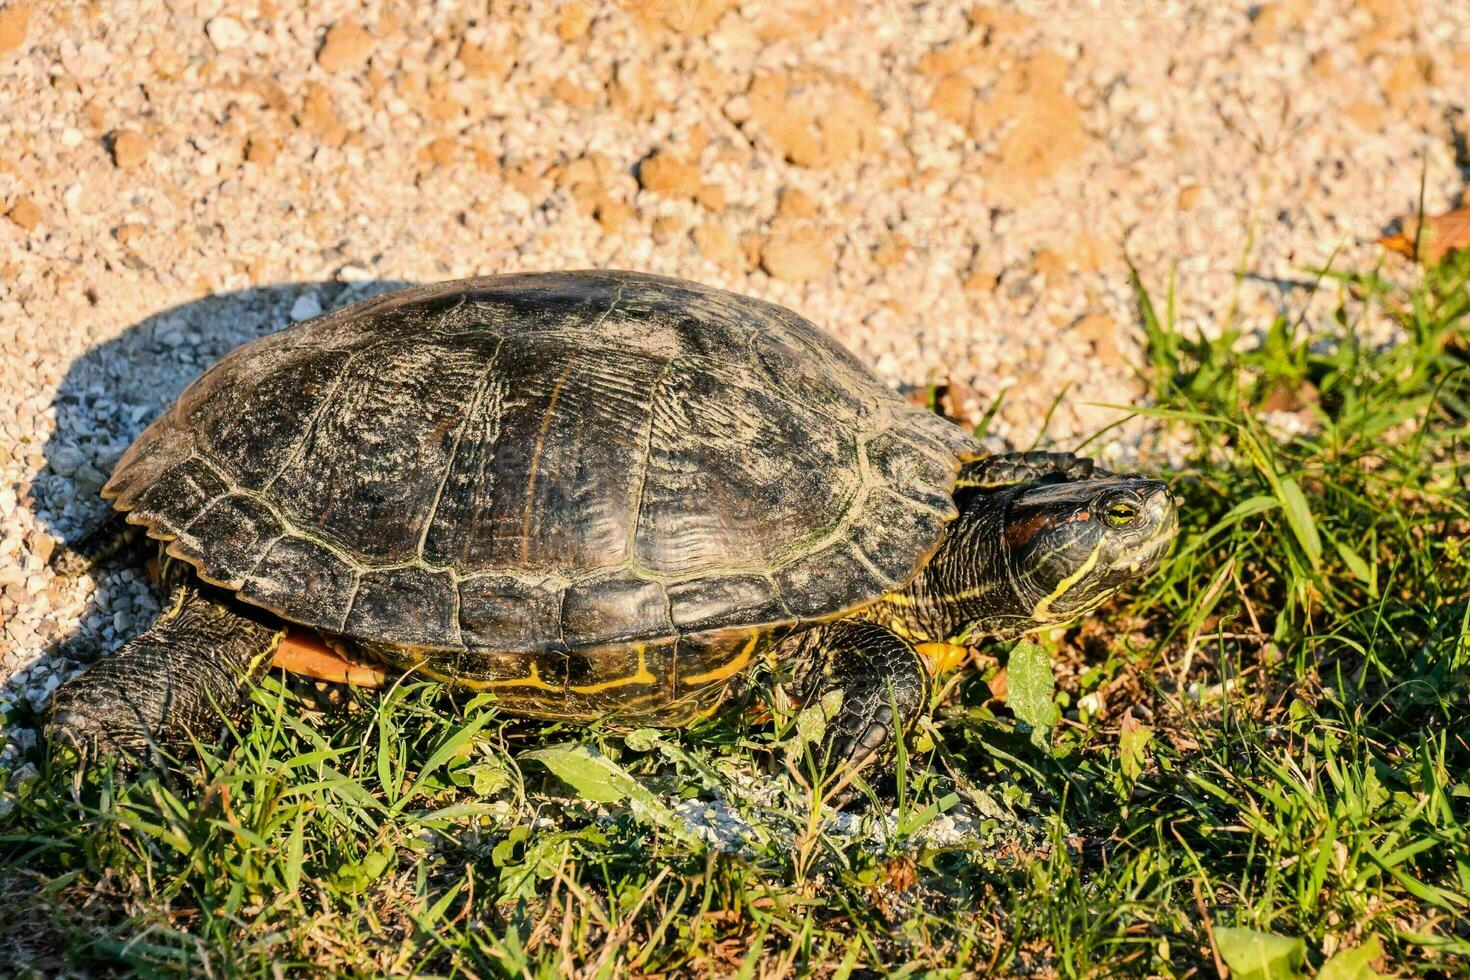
[1214,927,1306,980]
[1119,716,1153,783]
[781,692,838,768]
[1278,477,1322,568]
[803,694,837,742]
[492,826,609,904]
[623,728,661,752]
[1318,937,1388,980]
[492,825,532,867]
[624,727,725,790]
[1007,640,1059,748]
[497,833,569,905]
[523,743,644,804]
[332,847,392,896]
[394,712,498,810]
[1333,538,1377,594]
[522,743,693,841]
[460,758,511,797]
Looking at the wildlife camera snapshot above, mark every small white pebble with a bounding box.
[290,293,323,321]
[206,16,250,50]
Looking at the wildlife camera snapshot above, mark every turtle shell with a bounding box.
[103,271,979,662]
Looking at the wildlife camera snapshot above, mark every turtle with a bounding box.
[48,271,1177,774]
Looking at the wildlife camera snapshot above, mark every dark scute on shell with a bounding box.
[866,429,959,515]
[266,333,504,564]
[561,577,673,647]
[104,422,193,507]
[667,574,789,634]
[773,542,894,619]
[125,458,229,530]
[419,336,661,574]
[343,566,462,649]
[457,575,563,651]
[240,535,359,630]
[172,494,285,587]
[187,345,354,487]
[632,358,863,577]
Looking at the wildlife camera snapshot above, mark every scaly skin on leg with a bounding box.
[792,620,931,774]
[956,451,1102,490]
[48,586,285,752]
[50,510,142,577]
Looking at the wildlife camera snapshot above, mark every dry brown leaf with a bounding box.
[1377,206,1470,265]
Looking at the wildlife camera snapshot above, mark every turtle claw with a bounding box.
[48,696,161,756]
[821,700,901,777]
[46,708,101,753]
[45,706,143,769]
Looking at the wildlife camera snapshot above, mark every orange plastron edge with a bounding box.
[271,630,389,688]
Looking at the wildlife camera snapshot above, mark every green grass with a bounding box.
[4,255,1470,977]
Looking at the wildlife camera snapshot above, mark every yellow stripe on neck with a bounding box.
[941,579,1001,603]
[1032,542,1102,620]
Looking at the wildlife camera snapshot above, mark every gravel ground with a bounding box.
[1,0,1467,775]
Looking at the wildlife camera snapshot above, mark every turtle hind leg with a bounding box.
[793,621,931,781]
[48,586,284,755]
[50,510,142,577]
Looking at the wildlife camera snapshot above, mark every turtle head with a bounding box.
[998,476,1177,627]
[920,474,1177,642]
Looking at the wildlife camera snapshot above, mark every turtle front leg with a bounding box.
[49,586,284,754]
[792,620,931,776]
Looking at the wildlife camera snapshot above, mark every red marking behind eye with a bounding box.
[1004,513,1055,550]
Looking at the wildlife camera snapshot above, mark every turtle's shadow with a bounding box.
[12,280,413,733]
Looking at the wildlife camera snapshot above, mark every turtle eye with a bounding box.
[1101,496,1140,528]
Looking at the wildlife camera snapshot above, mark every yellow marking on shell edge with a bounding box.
[681,633,761,687]
[1033,541,1102,620]
[569,647,657,694]
[915,642,970,676]
[449,646,659,695]
[462,662,560,692]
